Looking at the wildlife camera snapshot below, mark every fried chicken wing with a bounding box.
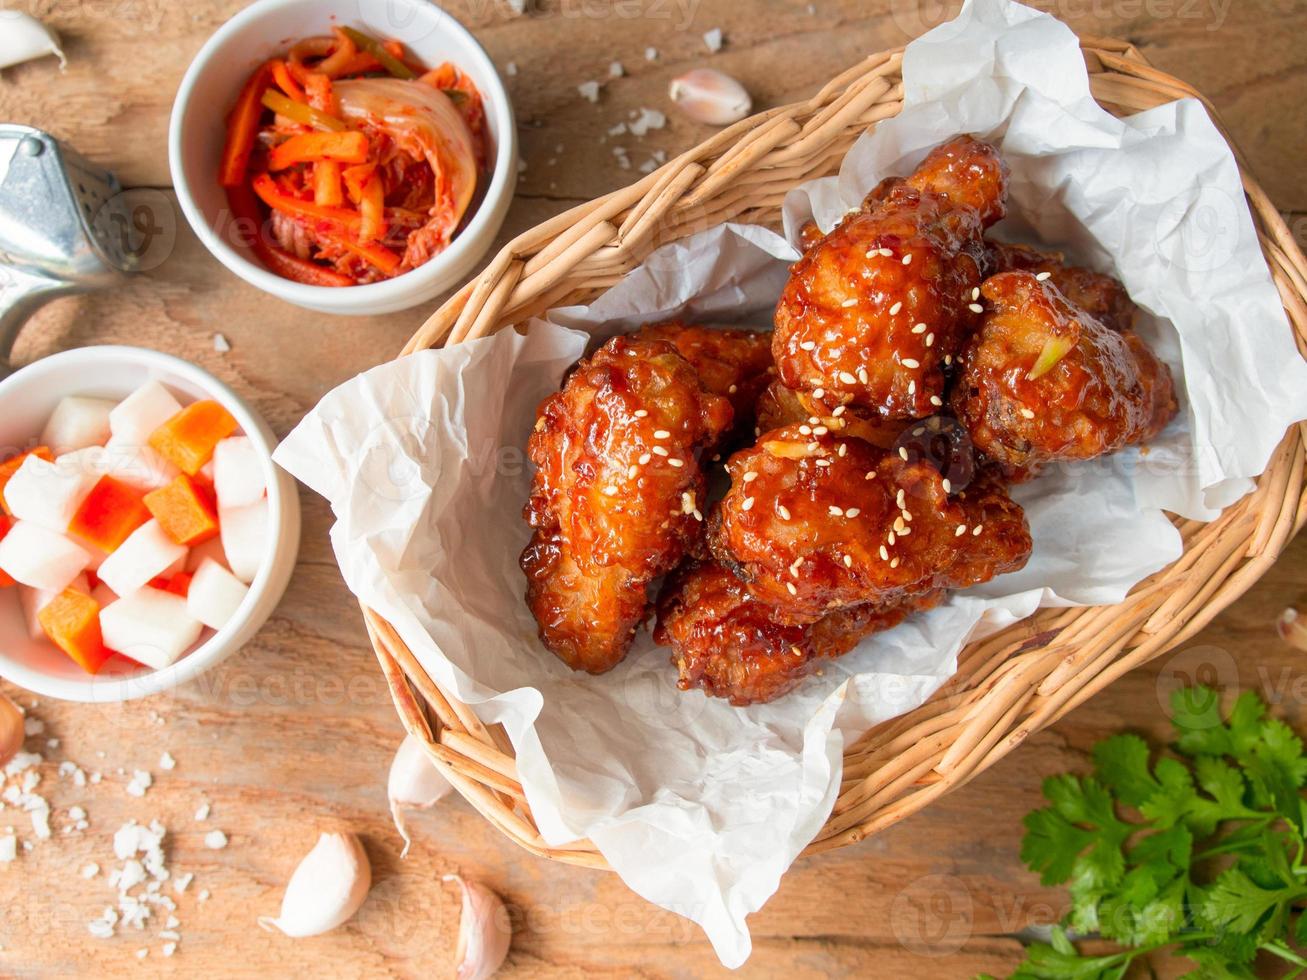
[654,560,941,705]
[634,321,775,426]
[773,137,1007,418]
[755,380,908,450]
[950,271,1177,472]
[986,241,1138,333]
[707,424,1031,623]
[522,336,733,673]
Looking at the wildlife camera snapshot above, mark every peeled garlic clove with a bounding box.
[388,733,453,858]
[444,875,511,980]
[0,13,66,71]
[669,69,752,126]
[1277,608,1307,651]
[258,832,371,937]
[0,693,22,768]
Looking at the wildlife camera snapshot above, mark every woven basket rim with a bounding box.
[366,34,1307,871]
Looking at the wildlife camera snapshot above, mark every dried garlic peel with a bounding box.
[388,733,453,858]
[0,13,66,71]
[0,693,21,768]
[257,832,371,937]
[444,875,511,980]
[1278,608,1307,651]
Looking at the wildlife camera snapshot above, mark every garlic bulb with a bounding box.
[669,69,752,126]
[388,733,453,858]
[257,832,372,937]
[0,693,22,768]
[0,13,66,71]
[1277,607,1307,651]
[445,875,511,980]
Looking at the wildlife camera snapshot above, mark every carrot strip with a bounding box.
[225,184,354,287]
[314,160,344,207]
[269,131,369,170]
[358,174,386,243]
[304,72,337,116]
[251,173,361,231]
[323,232,401,274]
[219,61,275,187]
[341,163,376,204]
[271,60,306,103]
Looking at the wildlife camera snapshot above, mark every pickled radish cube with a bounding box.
[39,588,110,674]
[40,396,115,455]
[219,500,267,583]
[21,574,90,641]
[68,476,151,552]
[185,536,228,573]
[3,453,100,530]
[109,381,183,446]
[100,440,180,493]
[0,522,91,591]
[0,447,54,515]
[99,587,202,670]
[95,519,187,598]
[149,400,239,476]
[187,557,249,631]
[212,437,265,510]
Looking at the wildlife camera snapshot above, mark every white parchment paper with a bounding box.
[274,0,1307,966]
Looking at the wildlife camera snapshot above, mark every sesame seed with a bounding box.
[829,505,844,517]
[778,504,792,520]
[880,248,894,257]
[787,582,798,596]
[942,478,952,493]
[840,554,852,568]
[604,485,618,495]
[896,489,906,507]
[628,465,638,479]
[889,301,903,316]
[808,416,821,425]
[1035,271,1052,281]
[694,509,703,521]
[899,525,911,536]
[899,447,908,460]
[930,395,943,406]
[865,248,879,260]
[743,471,758,483]
[902,509,913,522]
[855,368,868,385]
[944,354,953,366]
[971,287,980,300]
[879,545,889,560]
[669,458,684,468]
[742,496,755,511]
[799,425,812,435]
[845,507,860,518]
[815,458,831,467]
[654,429,670,439]
[813,425,828,436]
[890,557,900,568]
[956,524,967,536]
[902,358,920,369]
[800,340,817,351]
[973,524,984,536]
[894,516,906,533]
[839,371,858,385]
[791,645,803,657]
[807,441,820,451]
[813,387,825,399]
[907,381,917,395]
[841,298,858,308]
[902,253,913,265]
[837,444,847,457]
[888,532,896,545]
[865,471,875,480]
[682,492,695,513]
[925,333,934,347]
[634,409,648,418]
[1020,408,1036,419]
[968,303,984,314]
[728,384,738,394]
[833,405,846,417]
[639,453,652,465]
[653,446,669,456]
[911,322,927,334]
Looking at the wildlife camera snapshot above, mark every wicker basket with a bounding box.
[366,36,1307,869]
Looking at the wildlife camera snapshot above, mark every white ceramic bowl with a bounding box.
[0,347,301,702]
[168,0,517,315]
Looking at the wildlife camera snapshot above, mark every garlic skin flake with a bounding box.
[388,733,453,858]
[0,693,22,768]
[0,13,66,71]
[1278,607,1307,651]
[445,875,511,980]
[669,69,752,126]
[258,832,371,938]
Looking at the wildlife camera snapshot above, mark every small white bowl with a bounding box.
[168,0,517,316]
[0,347,301,702]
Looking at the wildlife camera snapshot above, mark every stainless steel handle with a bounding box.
[0,265,72,379]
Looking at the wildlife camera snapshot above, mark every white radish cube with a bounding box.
[100,440,179,493]
[212,437,265,510]
[40,396,115,455]
[0,522,91,591]
[95,520,187,598]
[108,381,182,446]
[99,587,202,670]
[185,536,229,573]
[218,500,267,584]
[4,453,99,530]
[20,574,90,641]
[187,558,249,631]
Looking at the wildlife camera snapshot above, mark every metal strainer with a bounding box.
[0,123,141,377]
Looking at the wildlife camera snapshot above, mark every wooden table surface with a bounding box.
[0,0,1304,976]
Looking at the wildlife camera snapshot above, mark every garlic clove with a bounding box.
[0,692,22,768]
[388,733,453,858]
[668,68,752,126]
[444,875,511,980]
[0,13,66,71]
[257,832,371,938]
[1277,607,1307,651]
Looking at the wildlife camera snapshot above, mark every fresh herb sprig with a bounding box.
[1005,685,1307,979]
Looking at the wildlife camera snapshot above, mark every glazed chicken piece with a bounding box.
[773,136,1008,419]
[950,271,1177,472]
[633,321,775,427]
[986,241,1138,333]
[707,424,1031,623]
[655,561,942,705]
[522,336,733,673]
[754,380,907,450]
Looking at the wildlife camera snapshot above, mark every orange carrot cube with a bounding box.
[0,447,54,515]
[144,474,220,546]
[69,476,150,552]
[0,515,12,588]
[38,588,110,674]
[148,401,238,476]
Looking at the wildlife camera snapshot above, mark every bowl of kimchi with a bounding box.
[169,0,517,315]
